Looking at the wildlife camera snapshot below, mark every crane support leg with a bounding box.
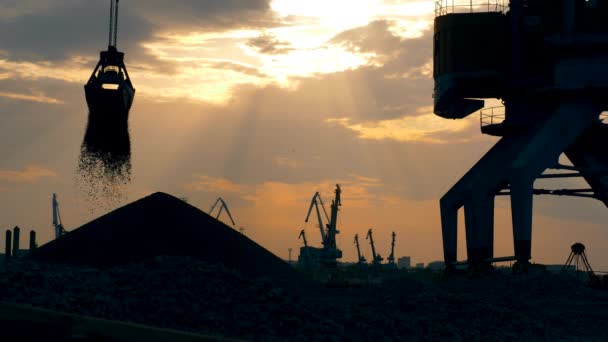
[510,177,534,261]
[440,200,458,264]
[464,195,495,263]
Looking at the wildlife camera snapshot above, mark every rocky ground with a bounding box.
[1,257,608,341]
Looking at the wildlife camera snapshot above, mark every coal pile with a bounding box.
[30,192,298,281]
[77,106,131,207]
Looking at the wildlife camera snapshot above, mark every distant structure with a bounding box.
[386,231,397,269]
[397,256,411,269]
[434,0,608,269]
[563,242,601,286]
[427,261,445,271]
[366,228,383,266]
[415,263,424,269]
[354,234,367,265]
[52,193,67,239]
[299,184,343,268]
[209,197,236,227]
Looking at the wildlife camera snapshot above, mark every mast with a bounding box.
[388,231,396,264]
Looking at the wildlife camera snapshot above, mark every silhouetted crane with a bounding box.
[387,231,396,265]
[354,234,366,264]
[366,228,383,265]
[52,193,67,239]
[209,197,236,227]
[304,184,343,267]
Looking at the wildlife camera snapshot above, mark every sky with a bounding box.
[1,0,608,269]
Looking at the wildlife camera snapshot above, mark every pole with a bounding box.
[29,230,37,251]
[5,230,12,261]
[12,226,20,257]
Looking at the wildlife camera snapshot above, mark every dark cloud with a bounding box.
[0,0,276,64]
[246,33,293,55]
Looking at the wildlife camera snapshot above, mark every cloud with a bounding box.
[0,91,65,104]
[327,112,477,144]
[0,166,56,183]
[247,32,293,55]
[0,0,276,64]
[185,175,243,193]
[273,156,303,169]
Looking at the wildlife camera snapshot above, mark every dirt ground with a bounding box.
[1,257,607,341]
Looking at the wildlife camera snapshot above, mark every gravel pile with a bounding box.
[30,192,298,281]
[1,257,608,341]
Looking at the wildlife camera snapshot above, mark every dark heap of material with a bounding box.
[30,192,298,280]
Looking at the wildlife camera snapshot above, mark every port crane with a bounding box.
[304,184,343,266]
[354,234,366,264]
[209,197,236,227]
[298,229,309,248]
[52,193,67,239]
[366,228,383,265]
[387,231,396,265]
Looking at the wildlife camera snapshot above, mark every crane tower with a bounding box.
[435,0,608,268]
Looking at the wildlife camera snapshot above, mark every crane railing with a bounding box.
[480,106,506,128]
[435,0,508,17]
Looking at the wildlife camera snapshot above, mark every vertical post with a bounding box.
[12,226,20,257]
[440,199,458,264]
[29,230,37,251]
[5,230,12,261]
[510,177,534,262]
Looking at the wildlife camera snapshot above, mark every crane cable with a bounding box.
[113,0,120,47]
[108,0,114,47]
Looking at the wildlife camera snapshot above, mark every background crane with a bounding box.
[298,229,308,248]
[354,234,366,264]
[209,197,236,227]
[387,231,396,265]
[366,228,383,265]
[52,193,67,240]
[303,184,343,267]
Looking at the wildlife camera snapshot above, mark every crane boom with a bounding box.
[209,197,236,226]
[305,192,329,245]
[366,228,382,264]
[354,234,365,263]
[388,231,396,264]
[298,229,308,247]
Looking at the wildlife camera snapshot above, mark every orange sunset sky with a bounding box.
[1,0,607,269]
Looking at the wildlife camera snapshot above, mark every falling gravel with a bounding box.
[77,107,131,208]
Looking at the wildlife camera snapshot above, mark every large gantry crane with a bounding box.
[52,193,67,240]
[366,228,383,266]
[299,184,343,268]
[434,0,608,270]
